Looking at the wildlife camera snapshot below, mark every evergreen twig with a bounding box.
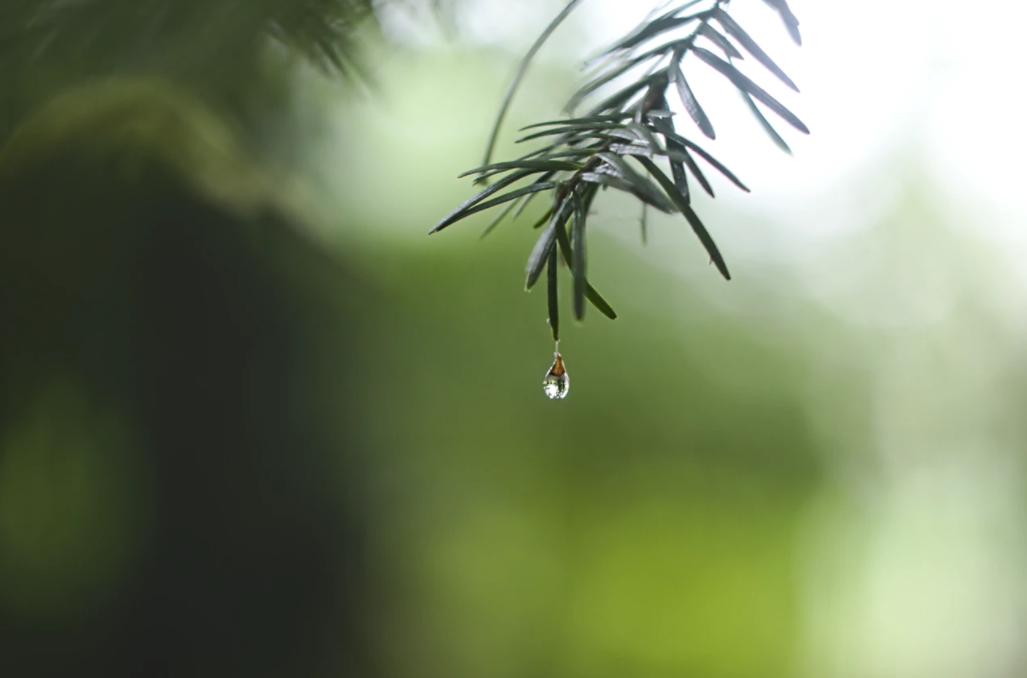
[432,0,808,329]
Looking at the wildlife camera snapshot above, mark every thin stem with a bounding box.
[480,0,590,177]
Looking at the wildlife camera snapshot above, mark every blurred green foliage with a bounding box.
[0,0,374,131]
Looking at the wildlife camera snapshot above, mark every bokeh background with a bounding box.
[2,1,1027,677]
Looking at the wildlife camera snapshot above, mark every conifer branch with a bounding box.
[432,0,808,328]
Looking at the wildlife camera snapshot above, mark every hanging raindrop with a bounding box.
[543,350,569,400]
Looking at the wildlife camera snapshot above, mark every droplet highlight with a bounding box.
[543,352,569,400]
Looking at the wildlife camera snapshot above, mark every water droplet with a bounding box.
[543,352,569,400]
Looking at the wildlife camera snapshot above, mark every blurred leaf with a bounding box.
[583,76,655,117]
[640,201,649,244]
[693,47,809,133]
[700,24,743,60]
[671,56,715,139]
[584,283,617,319]
[521,114,633,130]
[552,215,618,321]
[568,50,667,112]
[431,170,552,233]
[525,197,570,289]
[580,171,673,212]
[741,90,792,153]
[669,154,691,203]
[657,123,749,192]
[572,193,587,320]
[514,173,559,217]
[0,78,269,214]
[611,143,654,157]
[582,0,704,69]
[644,109,676,119]
[679,146,714,197]
[762,0,802,45]
[447,182,560,231]
[625,121,662,152]
[654,115,693,201]
[459,159,582,179]
[0,0,376,85]
[547,247,560,341]
[531,208,554,230]
[517,122,625,143]
[596,151,670,206]
[714,8,799,91]
[479,198,521,239]
[636,156,731,280]
[604,15,698,53]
